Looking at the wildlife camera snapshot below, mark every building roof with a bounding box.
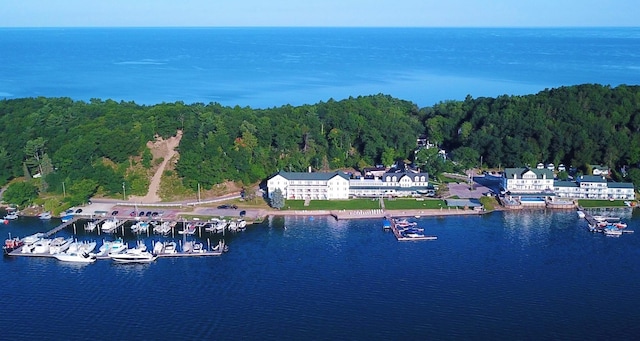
[382,171,428,180]
[554,180,578,188]
[503,167,554,179]
[576,175,607,183]
[271,171,350,181]
[607,182,635,189]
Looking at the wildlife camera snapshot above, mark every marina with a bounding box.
[577,208,634,236]
[5,217,232,262]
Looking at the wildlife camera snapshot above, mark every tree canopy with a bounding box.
[0,84,638,203]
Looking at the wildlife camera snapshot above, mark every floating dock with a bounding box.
[386,218,437,241]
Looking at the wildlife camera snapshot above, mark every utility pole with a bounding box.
[122,182,126,201]
[62,182,66,198]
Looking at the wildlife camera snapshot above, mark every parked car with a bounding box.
[75,209,83,214]
[239,210,246,217]
[217,205,230,209]
[139,211,145,216]
[111,210,119,216]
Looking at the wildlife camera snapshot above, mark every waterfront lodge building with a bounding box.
[502,167,635,200]
[266,169,431,200]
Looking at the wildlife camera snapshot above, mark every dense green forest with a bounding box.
[0,84,639,206]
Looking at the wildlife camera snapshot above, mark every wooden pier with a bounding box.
[44,217,80,237]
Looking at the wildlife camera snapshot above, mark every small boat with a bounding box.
[49,237,73,254]
[152,240,165,254]
[31,238,52,254]
[237,219,247,231]
[101,218,119,233]
[3,235,23,254]
[178,223,197,235]
[163,241,177,254]
[38,211,52,220]
[131,221,150,234]
[22,232,45,245]
[55,251,96,263]
[182,240,194,253]
[97,238,127,256]
[61,214,74,223]
[614,222,628,229]
[395,218,417,227]
[192,242,205,253]
[604,226,623,237]
[577,211,586,219]
[153,221,172,235]
[110,242,157,263]
[3,212,18,220]
[84,220,98,232]
[210,240,228,254]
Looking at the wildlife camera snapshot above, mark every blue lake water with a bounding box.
[1,27,639,108]
[2,209,640,340]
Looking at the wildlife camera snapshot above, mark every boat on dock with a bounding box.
[31,238,52,254]
[577,210,586,219]
[178,223,197,235]
[97,238,127,256]
[110,241,157,263]
[131,221,150,234]
[3,235,23,255]
[153,221,172,235]
[55,250,97,263]
[101,218,119,233]
[84,220,98,232]
[49,237,73,254]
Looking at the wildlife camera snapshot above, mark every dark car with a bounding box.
[111,210,119,216]
[217,205,230,209]
[75,209,83,214]
[145,211,152,217]
[139,211,145,217]
[231,205,238,209]
[239,210,246,217]
[151,212,158,217]
[130,211,136,217]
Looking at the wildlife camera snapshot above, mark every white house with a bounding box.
[502,167,555,194]
[266,171,350,200]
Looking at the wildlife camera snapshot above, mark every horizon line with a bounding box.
[1,25,639,29]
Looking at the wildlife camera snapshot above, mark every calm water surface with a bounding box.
[2,209,639,340]
[1,27,639,107]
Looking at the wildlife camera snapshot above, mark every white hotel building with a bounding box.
[267,170,430,200]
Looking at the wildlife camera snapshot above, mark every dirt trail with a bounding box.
[130,130,182,203]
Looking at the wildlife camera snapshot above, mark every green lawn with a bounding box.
[284,199,381,210]
[578,199,628,208]
[383,198,446,210]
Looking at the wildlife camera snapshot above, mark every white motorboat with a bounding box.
[3,212,18,220]
[84,220,98,232]
[55,251,96,263]
[178,223,197,235]
[163,241,177,254]
[68,240,97,254]
[577,211,586,219]
[153,221,172,235]
[152,240,164,254]
[49,237,73,254]
[97,238,127,256]
[210,240,228,254]
[131,221,150,234]
[38,211,52,220]
[101,218,119,233]
[182,240,194,253]
[110,242,157,263]
[237,219,247,230]
[22,232,45,244]
[191,242,205,253]
[31,238,52,254]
